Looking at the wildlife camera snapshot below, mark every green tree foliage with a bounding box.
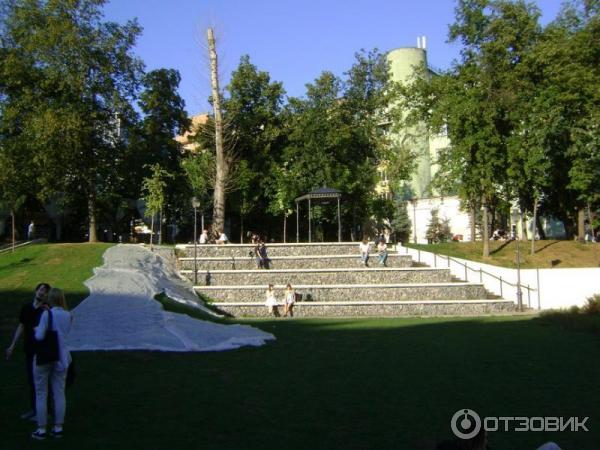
[138,68,190,231]
[404,0,599,252]
[0,0,143,241]
[141,164,172,248]
[425,209,452,244]
[222,55,287,238]
[527,1,600,237]
[139,69,190,174]
[391,201,412,244]
[279,50,400,239]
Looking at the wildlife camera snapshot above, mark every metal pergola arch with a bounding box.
[295,187,342,242]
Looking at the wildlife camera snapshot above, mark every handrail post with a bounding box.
[536,268,541,310]
[479,268,482,283]
[464,264,468,282]
[499,276,503,298]
[434,253,437,267]
[527,285,531,308]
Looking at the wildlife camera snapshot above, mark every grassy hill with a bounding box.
[1,243,599,449]
[406,240,600,269]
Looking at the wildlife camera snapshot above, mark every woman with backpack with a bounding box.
[31,288,73,440]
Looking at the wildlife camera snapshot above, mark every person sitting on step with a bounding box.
[283,283,295,317]
[265,284,279,317]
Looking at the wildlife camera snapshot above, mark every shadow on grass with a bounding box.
[489,240,513,255]
[532,240,561,254]
[2,287,599,450]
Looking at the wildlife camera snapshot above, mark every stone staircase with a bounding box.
[176,242,516,317]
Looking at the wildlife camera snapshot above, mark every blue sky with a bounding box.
[104,0,564,116]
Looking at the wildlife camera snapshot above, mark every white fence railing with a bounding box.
[399,245,600,310]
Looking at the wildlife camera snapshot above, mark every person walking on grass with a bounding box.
[284,283,296,317]
[31,288,73,440]
[6,283,51,421]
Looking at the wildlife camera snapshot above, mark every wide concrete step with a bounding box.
[181,267,452,286]
[211,300,517,317]
[178,254,413,270]
[195,282,488,302]
[177,242,378,257]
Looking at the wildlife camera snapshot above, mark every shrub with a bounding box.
[582,294,600,315]
[425,209,452,243]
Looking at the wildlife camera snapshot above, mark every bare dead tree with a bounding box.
[207,27,227,239]
[193,116,240,193]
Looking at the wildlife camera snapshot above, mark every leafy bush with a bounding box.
[582,294,600,315]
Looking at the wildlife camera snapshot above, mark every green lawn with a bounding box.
[406,240,600,269]
[1,244,599,449]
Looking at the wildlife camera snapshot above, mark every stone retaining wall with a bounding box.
[178,254,413,270]
[182,268,452,286]
[212,300,516,317]
[179,243,373,257]
[195,283,488,302]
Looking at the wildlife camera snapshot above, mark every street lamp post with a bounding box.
[510,207,523,311]
[516,236,523,312]
[192,197,201,286]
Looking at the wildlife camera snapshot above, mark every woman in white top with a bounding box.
[359,239,371,267]
[283,283,296,317]
[199,229,208,244]
[31,288,73,440]
[265,284,279,317]
[216,230,228,245]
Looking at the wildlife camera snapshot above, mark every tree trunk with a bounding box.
[158,209,162,245]
[520,207,528,242]
[283,214,287,243]
[577,207,586,241]
[240,213,244,243]
[535,212,546,240]
[588,203,596,242]
[470,207,476,242]
[482,198,490,257]
[88,195,98,242]
[207,28,227,239]
[11,210,15,252]
[531,197,538,255]
[560,211,576,240]
[150,214,154,251]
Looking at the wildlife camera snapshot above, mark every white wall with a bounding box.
[399,245,600,310]
[407,196,472,244]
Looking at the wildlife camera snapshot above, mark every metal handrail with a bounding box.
[404,246,537,307]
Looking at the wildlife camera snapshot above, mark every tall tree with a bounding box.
[138,68,190,237]
[406,0,543,256]
[141,164,172,250]
[0,0,143,242]
[206,27,227,239]
[222,55,286,239]
[529,0,600,239]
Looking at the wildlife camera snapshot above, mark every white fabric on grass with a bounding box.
[67,245,274,352]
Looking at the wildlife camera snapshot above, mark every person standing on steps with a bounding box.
[377,240,388,267]
[359,239,371,267]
